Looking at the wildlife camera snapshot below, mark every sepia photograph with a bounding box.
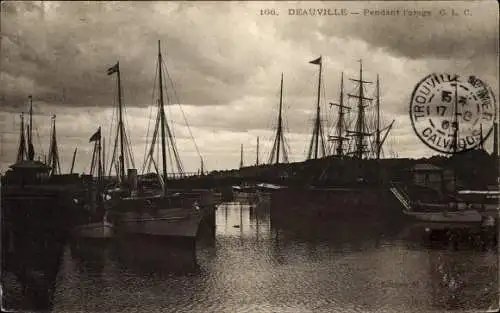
[0,1,498,312]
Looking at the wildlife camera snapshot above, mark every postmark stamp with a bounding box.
[409,73,496,154]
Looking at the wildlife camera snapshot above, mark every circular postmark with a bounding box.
[410,73,497,154]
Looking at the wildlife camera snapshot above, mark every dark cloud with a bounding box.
[0,1,498,172]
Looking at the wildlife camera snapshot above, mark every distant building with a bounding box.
[411,163,444,192]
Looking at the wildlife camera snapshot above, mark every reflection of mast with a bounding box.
[269,73,289,165]
[347,60,372,159]
[307,56,326,160]
[329,72,349,157]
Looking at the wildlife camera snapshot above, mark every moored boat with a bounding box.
[72,127,115,240]
[105,40,206,241]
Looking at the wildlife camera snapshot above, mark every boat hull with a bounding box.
[113,208,202,239]
[402,209,483,223]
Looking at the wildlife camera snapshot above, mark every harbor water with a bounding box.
[14,199,499,313]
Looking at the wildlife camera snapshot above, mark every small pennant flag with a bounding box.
[309,56,322,65]
[89,127,101,142]
[107,62,119,75]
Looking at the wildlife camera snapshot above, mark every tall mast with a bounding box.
[330,72,349,157]
[240,144,244,169]
[16,113,26,162]
[276,73,284,165]
[200,156,204,175]
[268,73,289,165]
[338,73,345,156]
[307,56,325,160]
[376,74,381,160]
[116,62,125,182]
[48,114,61,175]
[453,80,459,192]
[479,124,484,150]
[314,56,322,159]
[453,80,459,154]
[98,127,103,185]
[158,40,168,193]
[256,136,260,166]
[348,60,372,159]
[102,136,106,177]
[29,95,33,146]
[27,95,35,161]
[70,147,77,174]
[493,121,498,158]
[356,60,365,159]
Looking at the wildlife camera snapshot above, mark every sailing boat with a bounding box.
[255,73,289,194]
[72,127,114,239]
[107,41,203,241]
[2,96,82,252]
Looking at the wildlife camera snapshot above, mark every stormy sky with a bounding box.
[0,1,498,174]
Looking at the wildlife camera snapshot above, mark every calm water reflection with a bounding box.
[52,201,498,313]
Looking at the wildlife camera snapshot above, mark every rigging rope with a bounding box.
[34,126,45,160]
[142,57,159,173]
[163,57,204,169]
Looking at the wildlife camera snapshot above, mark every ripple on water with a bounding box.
[50,202,498,313]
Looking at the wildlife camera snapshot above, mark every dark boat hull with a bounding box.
[114,208,202,238]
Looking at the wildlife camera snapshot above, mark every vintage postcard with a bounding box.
[0,1,498,312]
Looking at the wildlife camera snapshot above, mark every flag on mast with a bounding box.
[89,127,101,142]
[309,56,322,65]
[107,62,119,75]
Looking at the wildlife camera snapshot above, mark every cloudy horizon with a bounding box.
[1,1,498,175]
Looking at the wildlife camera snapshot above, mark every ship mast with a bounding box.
[108,61,135,182]
[48,114,61,175]
[16,113,27,162]
[142,41,185,182]
[256,136,259,166]
[27,95,35,161]
[29,96,33,147]
[376,75,381,160]
[329,72,350,157]
[493,121,499,158]
[453,81,459,154]
[70,147,77,174]
[347,60,372,159]
[269,73,288,165]
[158,40,168,194]
[240,144,244,169]
[453,79,459,193]
[117,62,125,182]
[307,56,326,160]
